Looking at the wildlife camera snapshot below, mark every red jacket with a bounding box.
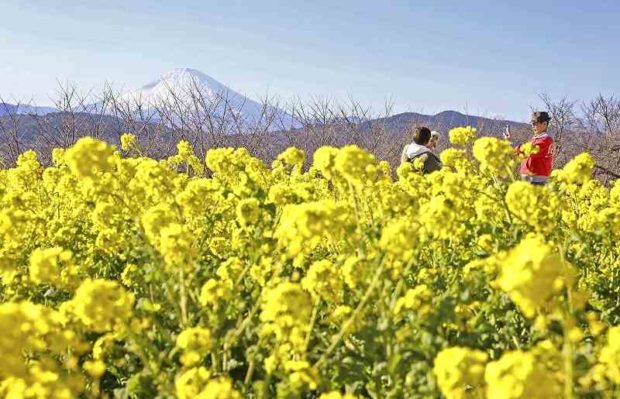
[517,133,554,177]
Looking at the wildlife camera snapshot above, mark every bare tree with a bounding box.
[580,94,620,135]
[29,81,118,161]
[538,93,577,163]
[0,97,25,164]
[578,95,620,183]
[2,81,618,185]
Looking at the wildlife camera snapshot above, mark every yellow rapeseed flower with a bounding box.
[433,347,487,399]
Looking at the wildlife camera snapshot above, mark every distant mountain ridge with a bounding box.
[368,110,529,134]
[2,68,528,137]
[0,102,57,117]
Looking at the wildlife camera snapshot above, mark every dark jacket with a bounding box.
[402,143,442,174]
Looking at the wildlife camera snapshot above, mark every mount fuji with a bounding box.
[118,68,298,130]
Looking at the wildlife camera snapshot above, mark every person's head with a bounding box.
[428,131,440,149]
[531,111,551,134]
[411,126,432,145]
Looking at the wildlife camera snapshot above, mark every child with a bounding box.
[428,131,441,150]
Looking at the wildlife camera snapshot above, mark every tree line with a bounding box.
[1,79,618,183]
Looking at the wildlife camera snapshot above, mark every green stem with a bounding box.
[314,257,385,369]
[224,295,262,349]
[244,359,256,384]
[179,268,188,327]
[304,298,321,352]
[561,240,574,399]
[211,352,220,373]
[348,180,364,227]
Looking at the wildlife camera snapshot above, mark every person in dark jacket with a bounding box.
[400,126,442,174]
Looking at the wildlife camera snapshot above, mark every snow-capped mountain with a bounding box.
[119,68,297,130]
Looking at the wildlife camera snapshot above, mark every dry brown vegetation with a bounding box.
[1,81,618,182]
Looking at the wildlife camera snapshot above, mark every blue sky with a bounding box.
[1,0,618,120]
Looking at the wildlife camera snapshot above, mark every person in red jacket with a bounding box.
[504,111,554,185]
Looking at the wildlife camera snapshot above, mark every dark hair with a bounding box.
[412,126,432,145]
[532,111,551,123]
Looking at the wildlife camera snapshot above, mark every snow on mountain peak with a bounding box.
[160,67,210,80]
[156,68,229,93]
[123,67,238,104]
[119,68,297,130]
